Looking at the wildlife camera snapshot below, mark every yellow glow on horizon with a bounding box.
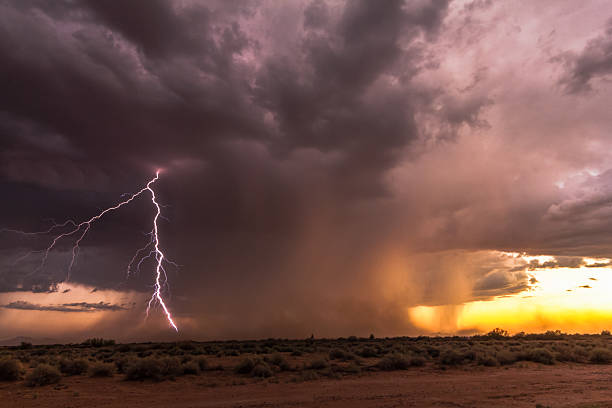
[409,261,612,334]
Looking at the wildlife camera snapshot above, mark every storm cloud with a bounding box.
[1,0,612,340]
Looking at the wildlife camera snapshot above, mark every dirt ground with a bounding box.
[3,363,612,408]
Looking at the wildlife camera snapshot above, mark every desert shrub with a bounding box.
[341,362,362,374]
[440,349,464,365]
[573,346,590,360]
[358,347,379,358]
[308,359,329,370]
[182,361,199,375]
[496,350,517,365]
[291,350,303,356]
[376,354,411,371]
[525,348,554,365]
[589,348,612,364]
[234,358,256,374]
[410,356,426,367]
[602,330,611,336]
[25,364,61,387]
[126,358,162,381]
[267,354,290,371]
[115,356,133,374]
[0,359,21,381]
[158,357,182,378]
[125,357,182,381]
[19,342,33,350]
[462,350,477,361]
[252,362,273,378]
[477,354,498,367]
[89,362,114,377]
[329,349,355,361]
[196,357,208,371]
[554,346,579,362]
[59,358,89,375]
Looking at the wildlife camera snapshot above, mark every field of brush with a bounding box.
[3,330,612,387]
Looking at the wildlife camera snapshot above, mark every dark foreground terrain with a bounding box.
[3,331,612,407]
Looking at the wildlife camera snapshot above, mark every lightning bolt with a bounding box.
[145,179,178,331]
[1,171,179,331]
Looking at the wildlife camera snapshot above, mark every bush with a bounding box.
[0,359,21,381]
[89,362,114,377]
[252,362,273,378]
[267,354,290,371]
[329,349,355,361]
[440,350,464,365]
[196,357,208,371]
[589,348,612,364]
[182,361,199,375]
[410,356,426,367]
[25,364,61,387]
[308,359,329,370]
[126,358,161,381]
[376,354,411,371]
[125,357,182,381]
[496,350,517,365]
[234,358,256,374]
[477,354,498,367]
[158,357,182,379]
[554,346,579,362]
[358,347,379,358]
[59,358,89,375]
[115,357,133,374]
[525,348,554,365]
[298,370,318,381]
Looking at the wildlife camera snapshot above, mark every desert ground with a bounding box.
[3,332,612,407]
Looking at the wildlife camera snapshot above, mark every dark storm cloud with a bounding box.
[0,0,478,338]
[252,0,453,195]
[555,18,612,94]
[0,0,263,192]
[3,300,127,312]
[4,0,611,339]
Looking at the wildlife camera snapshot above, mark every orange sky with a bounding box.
[409,255,612,335]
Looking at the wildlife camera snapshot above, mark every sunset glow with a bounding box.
[409,255,612,335]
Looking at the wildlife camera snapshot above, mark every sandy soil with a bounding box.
[3,364,612,407]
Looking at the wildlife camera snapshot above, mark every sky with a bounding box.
[2,0,612,342]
